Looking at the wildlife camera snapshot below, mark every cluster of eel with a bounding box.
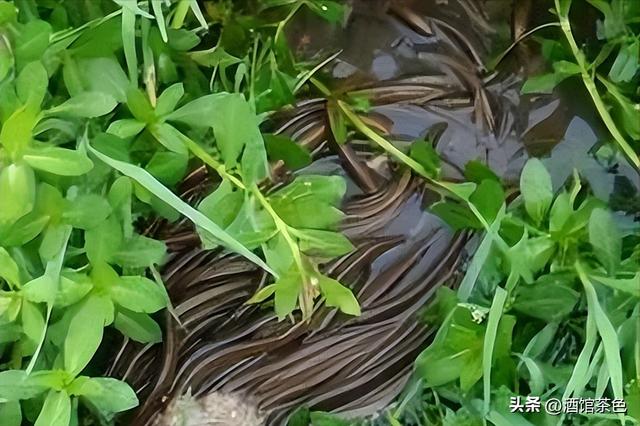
[106,1,540,424]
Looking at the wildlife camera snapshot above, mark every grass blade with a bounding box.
[86,139,274,276]
[121,5,138,84]
[150,0,168,42]
[483,286,507,416]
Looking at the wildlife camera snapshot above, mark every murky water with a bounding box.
[108,1,639,425]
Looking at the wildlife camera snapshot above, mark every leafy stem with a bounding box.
[554,0,640,169]
[181,135,246,190]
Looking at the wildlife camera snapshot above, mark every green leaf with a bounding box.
[21,300,45,355]
[0,370,48,400]
[14,20,51,66]
[318,275,360,316]
[588,208,621,274]
[47,92,118,118]
[149,122,188,154]
[590,273,640,297]
[110,276,167,313]
[274,269,302,320]
[482,287,508,413]
[297,229,354,257]
[271,198,344,230]
[512,281,580,321]
[0,163,36,226]
[126,89,155,123]
[469,179,504,223]
[520,158,553,224]
[264,134,312,169]
[155,83,184,116]
[306,0,348,23]
[198,180,244,229]
[145,151,188,186]
[0,212,49,247]
[0,105,38,158]
[56,272,93,308]
[247,284,277,305]
[609,40,639,83]
[77,57,129,103]
[85,140,274,275]
[106,119,146,139]
[431,201,481,230]
[84,215,122,264]
[62,194,111,229]
[114,308,162,344]
[0,401,21,426]
[34,391,71,426]
[64,295,110,376]
[521,72,573,94]
[0,247,20,287]
[273,175,346,205]
[74,377,138,419]
[409,139,441,178]
[112,235,166,268]
[22,146,94,176]
[464,160,500,184]
[16,61,48,107]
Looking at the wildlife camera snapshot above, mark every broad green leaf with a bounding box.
[0,163,36,226]
[62,194,111,229]
[0,400,21,426]
[272,175,346,205]
[263,234,294,277]
[112,235,166,268]
[14,20,51,65]
[609,40,639,83]
[56,272,93,308]
[0,370,48,400]
[64,295,110,376]
[318,275,360,316]
[521,72,574,94]
[111,276,167,313]
[431,201,481,230]
[297,229,354,257]
[409,139,441,178]
[22,274,56,305]
[23,146,93,176]
[469,179,504,223]
[106,119,146,139]
[155,83,184,116]
[34,391,71,426]
[464,160,500,184]
[0,211,49,247]
[512,281,579,321]
[520,158,553,224]
[145,151,188,186]
[149,122,188,154]
[588,208,621,274]
[114,308,162,344]
[0,105,38,158]
[0,247,20,287]
[16,61,48,107]
[126,88,156,124]
[0,1,17,24]
[86,141,274,275]
[74,377,138,419]
[271,198,344,230]
[47,92,118,118]
[84,215,122,264]
[198,180,245,229]
[274,269,302,320]
[264,134,312,170]
[78,56,129,103]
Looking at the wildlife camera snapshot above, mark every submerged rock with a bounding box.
[154,392,264,426]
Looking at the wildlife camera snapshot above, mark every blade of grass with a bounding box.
[150,0,168,42]
[576,262,624,408]
[483,286,507,417]
[122,5,138,85]
[85,138,275,276]
[189,0,208,30]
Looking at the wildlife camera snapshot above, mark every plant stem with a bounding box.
[250,185,315,318]
[554,0,640,169]
[181,135,246,190]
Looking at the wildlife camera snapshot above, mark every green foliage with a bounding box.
[0,0,354,425]
[522,0,640,168]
